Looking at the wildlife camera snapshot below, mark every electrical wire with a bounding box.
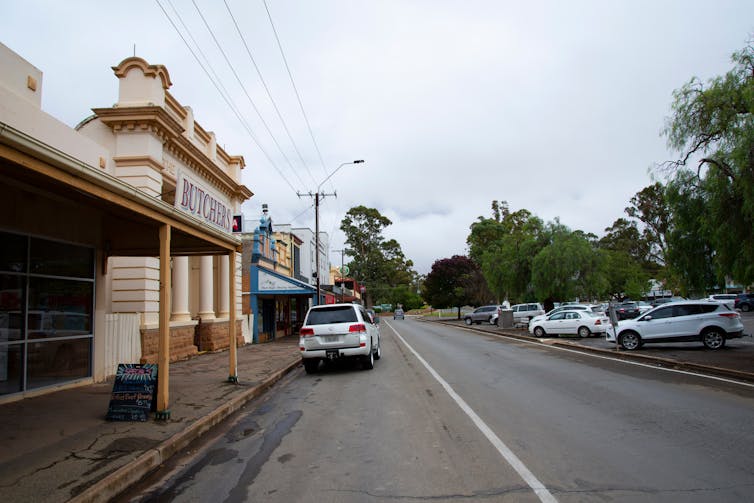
[262,0,330,181]
[223,0,318,188]
[191,0,308,190]
[155,0,299,193]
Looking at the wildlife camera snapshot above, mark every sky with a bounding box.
[1,1,752,275]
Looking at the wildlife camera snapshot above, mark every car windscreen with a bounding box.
[306,306,358,325]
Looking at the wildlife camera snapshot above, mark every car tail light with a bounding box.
[595,319,602,325]
[300,327,315,337]
[718,312,740,319]
[349,323,367,333]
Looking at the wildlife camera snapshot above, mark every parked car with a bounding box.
[649,296,686,307]
[393,308,405,320]
[464,305,500,325]
[530,310,611,338]
[511,303,545,324]
[615,301,641,320]
[606,300,744,350]
[708,294,737,309]
[734,293,754,312]
[299,303,381,373]
[366,308,380,324]
[528,304,601,325]
[637,301,653,314]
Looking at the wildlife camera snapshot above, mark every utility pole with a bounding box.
[297,160,364,305]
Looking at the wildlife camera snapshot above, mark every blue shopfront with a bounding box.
[249,265,314,343]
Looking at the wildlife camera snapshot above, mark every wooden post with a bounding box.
[156,224,172,419]
[228,250,238,383]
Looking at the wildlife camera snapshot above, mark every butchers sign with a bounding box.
[175,170,232,232]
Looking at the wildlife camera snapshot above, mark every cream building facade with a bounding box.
[0,43,252,412]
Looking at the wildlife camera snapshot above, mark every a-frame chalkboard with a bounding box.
[105,364,158,421]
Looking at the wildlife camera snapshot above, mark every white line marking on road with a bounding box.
[386,321,558,503]
[478,329,754,389]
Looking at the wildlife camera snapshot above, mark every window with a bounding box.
[0,231,93,396]
[649,306,673,320]
[306,306,358,325]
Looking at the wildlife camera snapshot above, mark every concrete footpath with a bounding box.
[0,336,302,503]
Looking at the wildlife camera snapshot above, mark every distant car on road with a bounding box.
[606,300,744,350]
[393,308,405,320]
[530,310,611,338]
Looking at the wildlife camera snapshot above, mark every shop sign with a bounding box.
[259,269,295,291]
[175,170,232,232]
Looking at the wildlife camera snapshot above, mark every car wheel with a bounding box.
[489,316,495,325]
[578,326,591,338]
[742,303,751,312]
[363,347,375,370]
[619,331,642,351]
[464,317,472,325]
[374,339,382,360]
[303,360,319,374]
[701,328,726,350]
[533,326,545,338]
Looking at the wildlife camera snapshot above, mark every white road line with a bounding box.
[387,321,558,503]
[479,329,754,389]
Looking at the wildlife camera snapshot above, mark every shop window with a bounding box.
[0,231,94,396]
[30,237,94,278]
[0,231,27,273]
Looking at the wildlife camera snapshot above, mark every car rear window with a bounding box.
[306,306,358,325]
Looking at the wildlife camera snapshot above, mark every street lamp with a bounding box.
[300,160,364,305]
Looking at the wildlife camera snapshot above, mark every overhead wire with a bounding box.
[223,0,318,188]
[262,0,330,182]
[155,0,299,194]
[261,0,348,260]
[191,0,308,190]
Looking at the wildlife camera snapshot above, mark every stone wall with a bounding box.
[196,319,244,352]
[140,324,198,364]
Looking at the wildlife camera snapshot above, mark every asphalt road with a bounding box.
[125,317,754,502]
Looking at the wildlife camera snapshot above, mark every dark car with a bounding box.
[615,301,640,320]
[734,293,754,312]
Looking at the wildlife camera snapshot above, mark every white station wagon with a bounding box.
[299,303,381,373]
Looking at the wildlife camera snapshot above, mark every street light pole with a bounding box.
[299,160,364,305]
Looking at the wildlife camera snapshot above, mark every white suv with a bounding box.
[606,300,744,350]
[511,303,545,324]
[299,303,381,373]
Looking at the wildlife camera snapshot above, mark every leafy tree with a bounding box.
[423,255,492,318]
[531,222,599,301]
[662,39,754,286]
[625,183,669,272]
[665,171,718,296]
[468,201,545,302]
[340,206,416,306]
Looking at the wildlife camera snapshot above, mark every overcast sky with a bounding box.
[2,1,752,274]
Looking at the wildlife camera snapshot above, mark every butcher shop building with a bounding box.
[0,43,252,410]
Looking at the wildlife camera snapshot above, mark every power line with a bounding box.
[223,0,318,188]
[191,0,308,190]
[262,0,330,182]
[154,0,299,194]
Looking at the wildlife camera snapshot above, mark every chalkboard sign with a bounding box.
[106,364,158,422]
